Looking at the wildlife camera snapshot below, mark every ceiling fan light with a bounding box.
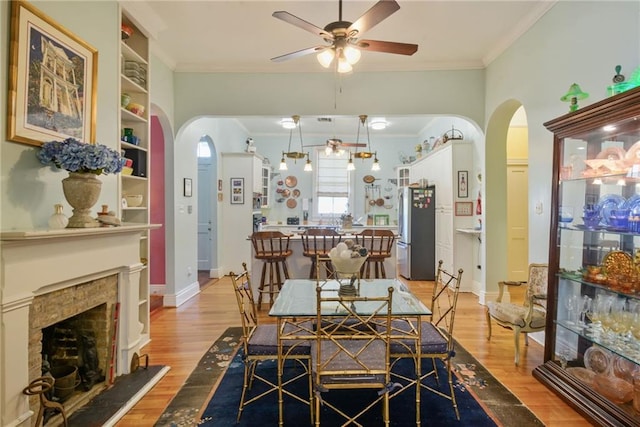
[317,49,335,68]
[343,46,361,65]
[337,57,352,73]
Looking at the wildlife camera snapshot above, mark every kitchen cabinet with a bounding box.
[533,86,640,426]
[119,9,150,346]
[396,166,411,188]
[261,165,270,207]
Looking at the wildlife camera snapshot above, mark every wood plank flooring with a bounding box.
[117,275,590,426]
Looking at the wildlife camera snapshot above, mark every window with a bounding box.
[197,138,212,158]
[314,149,352,219]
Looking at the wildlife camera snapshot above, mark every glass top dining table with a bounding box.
[269,278,431,318]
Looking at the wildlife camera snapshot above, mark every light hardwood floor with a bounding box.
[117,275,590,426]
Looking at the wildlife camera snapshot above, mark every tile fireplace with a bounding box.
[1,225,154,426]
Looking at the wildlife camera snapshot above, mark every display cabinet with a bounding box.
[533,87,640,426]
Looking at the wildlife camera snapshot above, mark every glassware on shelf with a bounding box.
[559,206,574,228]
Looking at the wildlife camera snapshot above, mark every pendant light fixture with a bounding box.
[279,115,312,172]
[348,114,380,171]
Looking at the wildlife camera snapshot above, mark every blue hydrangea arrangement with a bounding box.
[37,138,124,175]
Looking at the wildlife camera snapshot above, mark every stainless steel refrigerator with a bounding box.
[397,186,436,280]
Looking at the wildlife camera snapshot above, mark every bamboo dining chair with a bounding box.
[386,260,464,421]
[311,283,394,426]
[229,262,311,422]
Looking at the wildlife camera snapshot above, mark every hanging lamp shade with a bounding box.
[560,83,589,112]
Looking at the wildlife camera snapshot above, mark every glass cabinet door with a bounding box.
[535,87,640,426]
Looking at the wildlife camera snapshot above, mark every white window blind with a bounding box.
[316,151,349,197]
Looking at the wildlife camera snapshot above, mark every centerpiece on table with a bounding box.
[37,138,124,228]
[328,240,368,296]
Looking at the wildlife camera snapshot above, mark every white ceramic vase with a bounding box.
[48,204,69,229]
[62,172,102,228]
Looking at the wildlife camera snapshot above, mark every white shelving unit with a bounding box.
[119,10,151,346]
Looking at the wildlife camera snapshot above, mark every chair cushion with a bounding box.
[381,319,449,354]
[486,302,546,329]
[248,324,310,356]
[310,339,387,385]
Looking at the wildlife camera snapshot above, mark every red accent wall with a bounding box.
[150,116,166,284]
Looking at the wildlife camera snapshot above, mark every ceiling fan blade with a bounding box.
[272,11,334,40]
[348,0,400,36]
[271,46,328,62]
[355,39,418,56]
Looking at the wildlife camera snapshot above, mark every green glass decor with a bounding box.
[561,83,589,112]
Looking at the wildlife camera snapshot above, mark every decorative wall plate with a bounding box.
[281,189,290,198]
[285,176,297,187]
[363,175,376,184]
[292,189,300,198]
[286,198,297,209]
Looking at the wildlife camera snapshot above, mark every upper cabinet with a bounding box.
[533,87,640,426]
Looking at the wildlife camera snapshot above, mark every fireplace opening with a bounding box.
[42,303,108,402]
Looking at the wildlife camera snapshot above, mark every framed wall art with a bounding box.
[231,178,244,205]
[183,178,192,197]
[457,170,469,198]
[7,1,98,146]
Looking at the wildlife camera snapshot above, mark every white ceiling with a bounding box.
[127,0,549,136]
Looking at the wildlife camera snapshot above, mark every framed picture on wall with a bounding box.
[457,170,468,198]
[231,178,244,204]
[7,1,98,146]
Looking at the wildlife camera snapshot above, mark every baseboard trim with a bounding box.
[163,281,200,307]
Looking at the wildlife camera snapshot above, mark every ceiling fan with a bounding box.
[271,0,418,72]
[325,137,367,153]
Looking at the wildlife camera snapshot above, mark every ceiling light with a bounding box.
[281,118,296,129]
[370,119,387,130]
[371,155,380,171]
[603,125,617,132]
[346,154,355,171]
[280,115,312,172]
[349,115,380,170]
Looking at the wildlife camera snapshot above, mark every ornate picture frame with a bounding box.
[7,1,98,146]
[231,178,244,205]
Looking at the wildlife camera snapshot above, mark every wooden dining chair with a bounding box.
[311,282,394,426]
[229,263,311,422]
[386,260,464,421]
[355,229,395,278]
[300,228,342,279]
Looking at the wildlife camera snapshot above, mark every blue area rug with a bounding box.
[199,352,507,426]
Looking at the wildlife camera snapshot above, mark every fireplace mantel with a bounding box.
[0,224,158,427]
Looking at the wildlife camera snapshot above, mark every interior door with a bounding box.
[198,160,213,271]
[506,164,529,281]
